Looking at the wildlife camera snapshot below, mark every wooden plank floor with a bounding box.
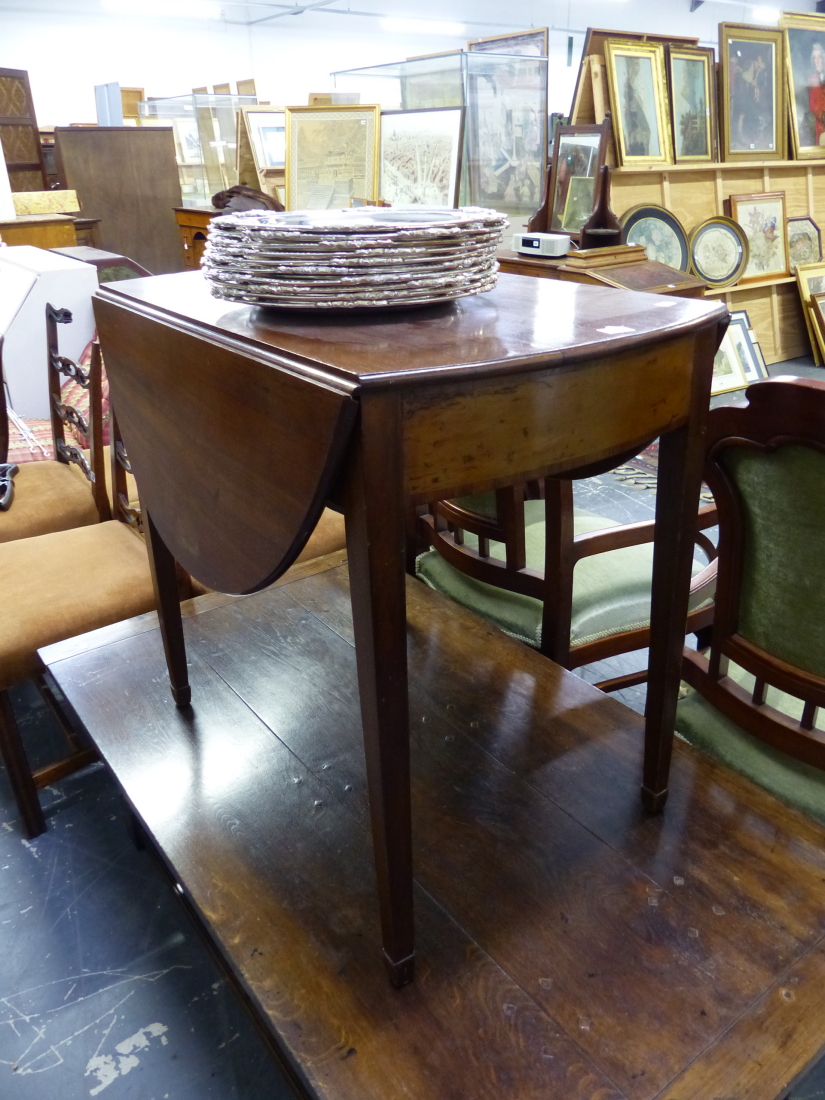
[41,553,825,1100]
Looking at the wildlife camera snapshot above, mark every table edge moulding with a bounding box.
[92,270,727,986]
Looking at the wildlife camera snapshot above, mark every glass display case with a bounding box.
[332,51,548,216]
[138,93,257,205]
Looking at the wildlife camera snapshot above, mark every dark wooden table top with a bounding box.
[100,269,725,391]
[41,558,825,1100]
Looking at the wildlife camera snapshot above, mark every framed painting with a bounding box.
[619,204,689,271]
[546,122,609,239]
[712,327,750,395]
[729,191,789,282]
[809,290,825,360]
[604,40,673,167]
[379,107,465,207]
[284,105,380,210]
[468,29,549,56]
[780,12,825,160]
[465,53,547,215]
[719,23,786,162]
[688,216,749,288]
[787,215,822,271]
[243,106,286,171]
[666,45,717,163]
[728,310,769,382]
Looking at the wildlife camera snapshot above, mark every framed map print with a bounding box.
[285,105,380,210]
[380,107,464,207]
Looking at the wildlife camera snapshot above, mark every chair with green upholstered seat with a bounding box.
[674,377,825,808]
[416,474,718,691]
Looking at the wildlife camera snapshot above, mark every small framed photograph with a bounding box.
[666,44,717,163]
[728,311,768,381]
[604,40,673,167]
[467,28,548,56]
[780,12,825,160]
[712,327,750,395]
[285,105,381,210]
[379,107,464,208]
[546,121,609,239]
[787,215,822,272]
[729,191,789,282]
[719,23,786,162]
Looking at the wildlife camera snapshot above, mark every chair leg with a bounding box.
[144,511,191,707]
[0,689,46,839]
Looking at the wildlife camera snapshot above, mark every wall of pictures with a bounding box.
[568,16,825,367]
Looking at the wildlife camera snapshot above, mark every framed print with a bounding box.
[787,215,822,271]
[666,45,717,163]
[795,260,825,363]
[604,40,673,167]
[809,290,825,360]
[719,23,787,162]
[284,105,380,210]
[689,216,749,288]
[468,29,548,56]
[729,191,789,282]
[728,310,768,381]
[546,122,609,239]
[243,106,286,171]
[780,12,825,160]
[379,107,464,207]
[712,328,750,395]
[465,53,547,215]
[619,204,689,271]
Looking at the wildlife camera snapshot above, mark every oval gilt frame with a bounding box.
[688,216,749,289]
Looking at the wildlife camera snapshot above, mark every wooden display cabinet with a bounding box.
[174,207,215,268]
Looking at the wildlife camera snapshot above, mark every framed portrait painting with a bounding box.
[666,45,717,163]
[719,23,787,162]
[379,107,464,207]
[545,122,609,239]
[284,105,380,210]
[729,191,789,282]
[780,12,825,160]
[604,40,673,167]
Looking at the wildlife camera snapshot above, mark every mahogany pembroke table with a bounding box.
[93,270,727,986]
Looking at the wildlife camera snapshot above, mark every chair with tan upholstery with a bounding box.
[0,305,110,543]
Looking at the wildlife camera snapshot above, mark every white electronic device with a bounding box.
[512,232,570,258]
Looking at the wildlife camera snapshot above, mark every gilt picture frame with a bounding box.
[719,23,787,162]
[787,215,822,271]
[729,190,789,283]
[604,40,673,167]
[666,44,717,163]
[780,12,825,161]
[285,104,380,210]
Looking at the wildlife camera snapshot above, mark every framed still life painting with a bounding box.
[604,40,673,166]
[379,107,464,207]
[728,191,789,282]
[666,44,717,163]
[780,12,825,160]
[719,23,787,162]
[284,105,380,210]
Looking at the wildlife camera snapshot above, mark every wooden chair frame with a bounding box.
[419,450,718,692]
[681,376,825,768]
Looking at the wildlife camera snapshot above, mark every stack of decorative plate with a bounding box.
[202,207,508,310]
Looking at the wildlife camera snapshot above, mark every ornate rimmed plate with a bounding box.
[204,206,507,310]
[688,216,749,289]
[619,204,690,272]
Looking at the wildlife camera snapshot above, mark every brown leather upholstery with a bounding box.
[0,521,156,688]
[0,462,100,544]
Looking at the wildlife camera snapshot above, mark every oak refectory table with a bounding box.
[93,270,727,986]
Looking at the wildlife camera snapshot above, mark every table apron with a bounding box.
[401,335,695,502]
